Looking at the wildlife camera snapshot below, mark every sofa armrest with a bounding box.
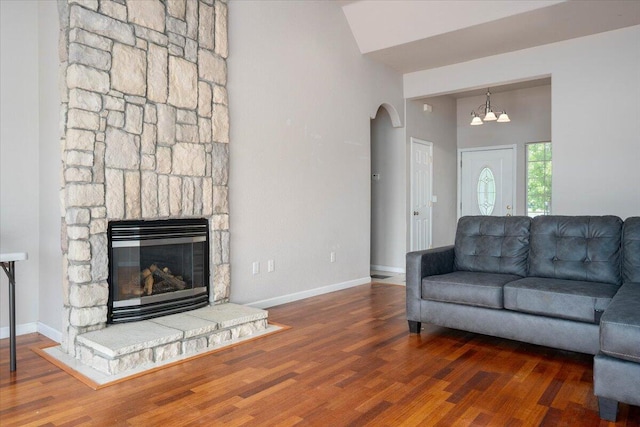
[406,246,455,323]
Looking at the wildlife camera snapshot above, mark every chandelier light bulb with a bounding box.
[497,112,511,123]
[484,111,497,121]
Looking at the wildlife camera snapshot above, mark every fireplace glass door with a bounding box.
[108,219,210,323]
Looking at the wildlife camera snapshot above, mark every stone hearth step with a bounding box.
[75,303,268,376]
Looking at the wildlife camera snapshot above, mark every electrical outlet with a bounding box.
[330,251,336,263]
[252,261,260,275]
[267,259,275,272]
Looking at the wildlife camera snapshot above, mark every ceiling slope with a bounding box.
[342,0,640,73]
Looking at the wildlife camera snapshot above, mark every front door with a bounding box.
[460,147,515,217]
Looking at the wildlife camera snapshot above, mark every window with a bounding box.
[477,167,496,215]
[526,142,552,217]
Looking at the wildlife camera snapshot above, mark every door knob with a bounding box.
[413,211,419,216]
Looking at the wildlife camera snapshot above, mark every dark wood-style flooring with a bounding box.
[1,283,639,426]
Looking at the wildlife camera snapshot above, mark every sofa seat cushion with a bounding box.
[504,277,619,323]
[600,282,640,363]
[422,271,522,309]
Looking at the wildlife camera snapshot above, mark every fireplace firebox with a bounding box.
[107,219,210,323]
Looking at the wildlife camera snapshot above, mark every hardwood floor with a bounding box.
[1,283,638,426]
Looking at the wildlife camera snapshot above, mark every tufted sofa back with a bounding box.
[454,216,531,276]
[622,217,640,284]
[529,216,623,285]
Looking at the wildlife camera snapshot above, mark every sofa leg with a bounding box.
[598,397,618,421]
[408,320,421,334]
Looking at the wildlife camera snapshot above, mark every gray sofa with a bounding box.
[406,215,640,421]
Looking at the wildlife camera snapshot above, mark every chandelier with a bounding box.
[470,89,510,125]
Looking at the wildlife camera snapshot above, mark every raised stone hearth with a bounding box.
[76,303,268,376]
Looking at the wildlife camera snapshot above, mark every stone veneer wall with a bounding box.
[58,0,230,356]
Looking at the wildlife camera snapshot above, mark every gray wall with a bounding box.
[456,85,552,216]
[38,0,63,337]
[0,0,61,339]
[370,106,405,271]
[405,97,458,247]
[227,0,404,306]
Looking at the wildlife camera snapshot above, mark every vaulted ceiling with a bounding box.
[342,0,640,74]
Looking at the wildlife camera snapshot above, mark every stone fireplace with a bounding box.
[58,0,231,358]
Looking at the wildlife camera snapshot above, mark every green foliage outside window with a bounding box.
[526,142,552,217]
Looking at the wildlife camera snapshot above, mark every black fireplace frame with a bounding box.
[107,218,210,324]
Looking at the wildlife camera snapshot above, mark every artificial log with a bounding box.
[153,280,178,294]
[143,274,154,296]
[119,264,187,297]
[149,264,186,291]
[140,268,152,296]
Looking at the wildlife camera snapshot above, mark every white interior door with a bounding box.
[460,147,515,217]
[410,139,433,250]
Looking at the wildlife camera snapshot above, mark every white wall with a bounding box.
[38,0,63,338]
[456,85,552,216]
[405,97,458,247]
[405,25,640,219]
[227,0,404,306]
[0,1,61,340]
[1,1,41,336]
[370,106,405,271]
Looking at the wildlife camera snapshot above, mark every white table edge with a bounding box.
[0,252,29,263]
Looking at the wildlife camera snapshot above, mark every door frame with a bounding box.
[457,144,517,218]
[410,137,433,251]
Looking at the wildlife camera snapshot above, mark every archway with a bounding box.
[370,104,405,279]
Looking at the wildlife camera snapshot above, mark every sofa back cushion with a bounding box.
[454,216,531,276]
[529,216,622,285]
[623,217,640,283]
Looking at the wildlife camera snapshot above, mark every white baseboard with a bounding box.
[0,321,61,343]
[0,322,37,339]
[247,277,371,309]
[370,265,405,274]
[38,322,62,343]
